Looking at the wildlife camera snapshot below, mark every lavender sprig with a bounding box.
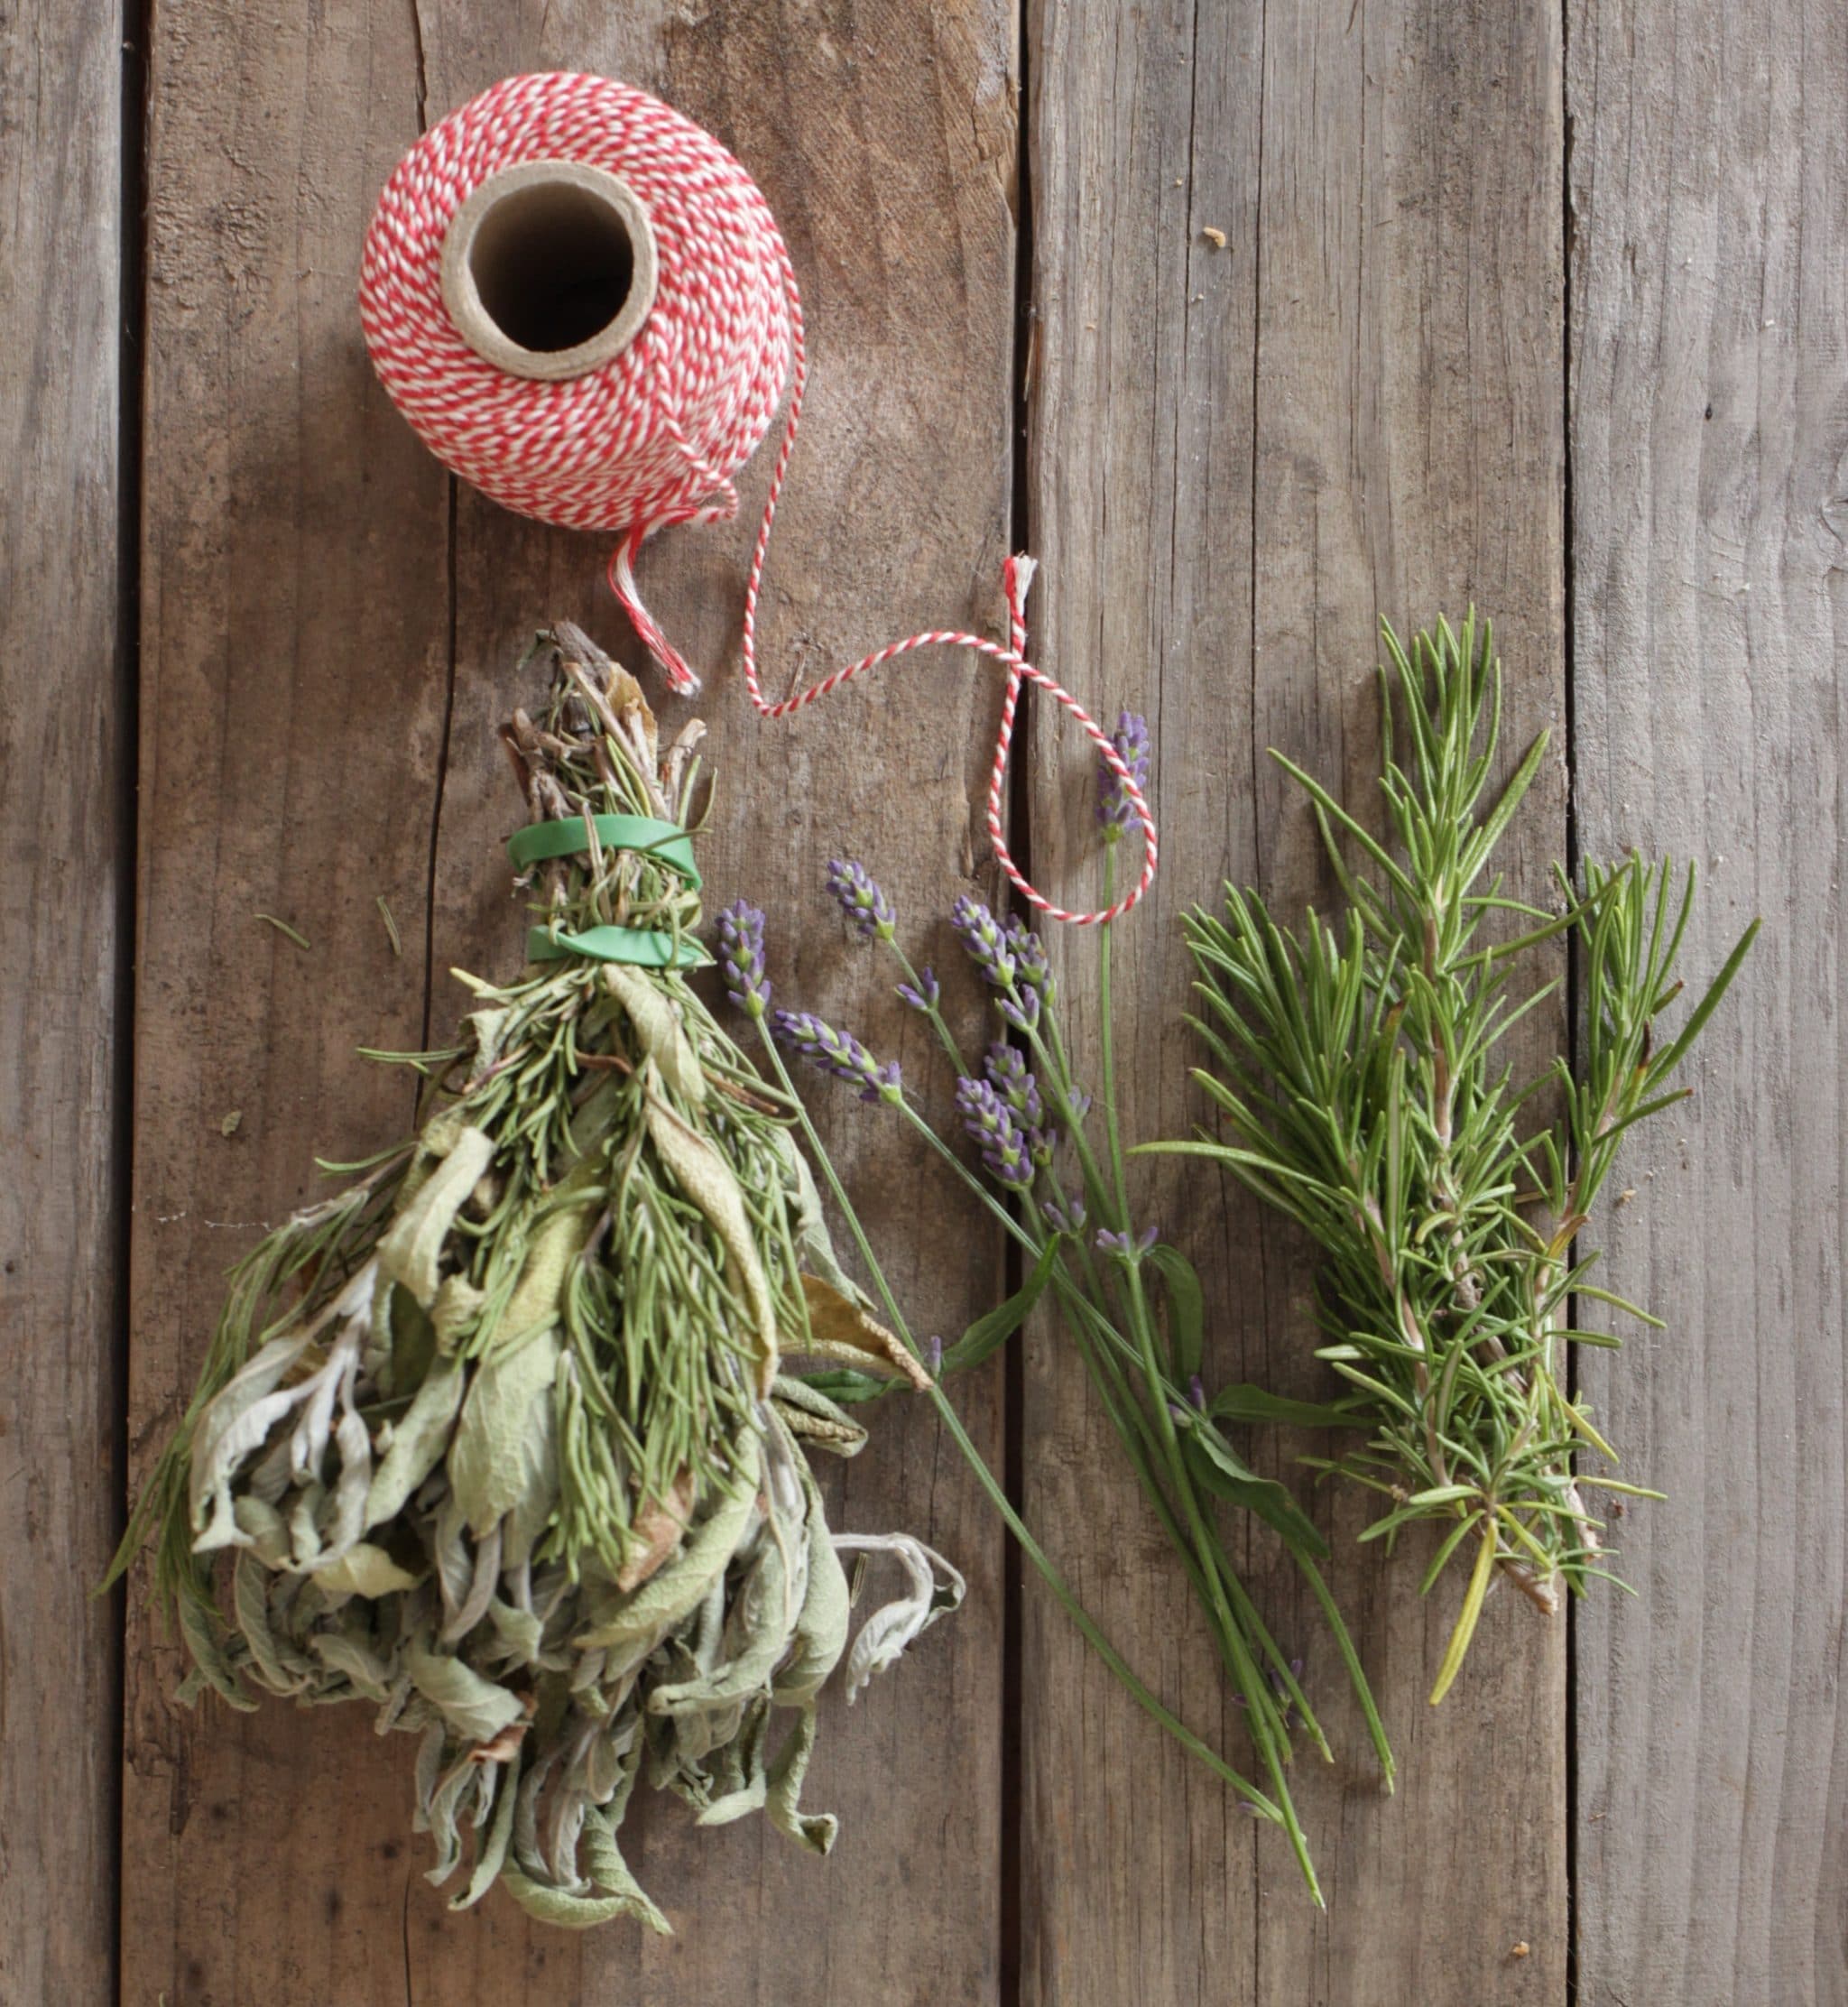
[1041,1188,1086,1235]
[1096,710,1151,835]
[896,965,940,1013]
[772,1010,903,1105]
[982,1042,1045,1129]
[950,894,1016,988]
[1004,914,1053,996]
[716,901,772,1020]
[954,1076,1037,1190]
[827,858,897,941]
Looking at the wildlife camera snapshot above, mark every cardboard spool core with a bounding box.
[440,161,659,382]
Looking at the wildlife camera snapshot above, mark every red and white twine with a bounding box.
[361,71,1157,924]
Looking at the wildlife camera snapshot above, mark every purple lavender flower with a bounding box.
[997,987,1041,1032]
[1189,1373,1206,1410]
[1095,1224,1159,1260]
[827,858,896,941]
[982,1043,1045,1128]
[1041,1188,1086,1235]
[896,965,940,1013]
[1096,710,1152,834]
[926,1335,945,1377]
[955,1076,1036,1190]
[772,1010,903,1105]
[716,901,771,1020]
[1232,1657,1305,1733]
[1003,915,1053,996]
[950,894,1016,988]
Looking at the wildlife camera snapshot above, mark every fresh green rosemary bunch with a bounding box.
[1153,615,1756,1701]
[108,625,961,1928]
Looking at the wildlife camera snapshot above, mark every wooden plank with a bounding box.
[1566,2,1848,2000]
[1019,0,1567,1999]
[123,3,1016,2000]
[120,4,455,2000]
[0,2,125,2001]
[407,8,1016,2000]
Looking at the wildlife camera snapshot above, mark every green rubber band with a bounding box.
[507,814,700,887]
[524,925,709,971]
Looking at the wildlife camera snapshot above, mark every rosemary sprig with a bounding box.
[1147,614,1756,1699]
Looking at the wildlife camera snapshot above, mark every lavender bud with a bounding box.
[1096,710,1152,835]
[1003,915,1054,996]
[982,1043,1045,1128]
[772,1010,903,1105]
[1095,1224,1156,1262]
[1189,1373,1206,1410]
[896,965,940,1013]
[1042,1188,1086,1235]
[827,858,897,941]
[716,901,772,1019]
[997,988,1041,1031]
[950,893,1017,989]
[955,1075,1036,1191]
[926,1335,945,1377]
[1270,1658,1306,1731]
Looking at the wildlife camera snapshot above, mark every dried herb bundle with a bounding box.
[1154,615,1756,1699]
[108,624,961,1929]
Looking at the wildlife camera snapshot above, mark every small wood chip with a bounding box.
[1202,225,1227,248]
[219,1110,242,1138]
[1511,1941,1530,1959]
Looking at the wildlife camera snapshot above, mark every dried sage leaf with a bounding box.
[448,1327,562,1540]
[406,1638,526,1745]
[312,1542,422,1600]
[377,1126,494,1307]
[365,1356,467,1528]
[605,963,704,1105]
[795,1273,929,1389]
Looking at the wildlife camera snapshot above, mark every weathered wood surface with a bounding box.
[1020,0,1568,1999]
[1567,3,1848,2003]
[119,3,1013,2002]
[0,0,1834,1998]
[0,1,125,2002]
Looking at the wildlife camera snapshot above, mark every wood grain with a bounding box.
[122,2,1015,2000]
[0,2,125,2002]
[1018,0,1568,1999]
[121,5,454,2001]
[1566,2,1848,2001]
